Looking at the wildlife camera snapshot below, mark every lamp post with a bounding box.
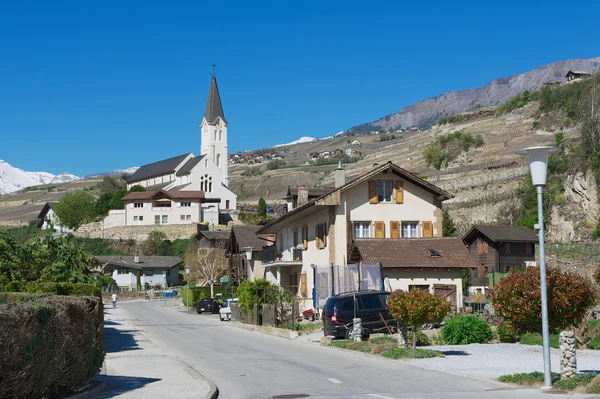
[185,265,191,313]
[244,247,253,281]
[516,145,562,389]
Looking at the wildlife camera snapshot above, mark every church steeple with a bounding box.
[203,73,227,125]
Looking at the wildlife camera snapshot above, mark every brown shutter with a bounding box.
[505,243,512,254]
[368,181,379,204]
[390,221,400,238]
[375,221,385,238]
[300,272,307,296]
[423,221,433,238]
[315,225,321,248]
[322,223,327,247]
[347,221,353,243]
[303,225,308,249]
[395,181,404,204]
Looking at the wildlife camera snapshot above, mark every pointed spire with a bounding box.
[204,72,227,125]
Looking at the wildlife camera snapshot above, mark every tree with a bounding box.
[387,289,451,351]
[442,211,457,236]
[184,241,228,297]
[95,192,114,216]
[129,185,146,192]
[144,230,168,255]
[491,267,597,335]
[108,189,127,210]
[257,197,267,219]
[53,191,97,230]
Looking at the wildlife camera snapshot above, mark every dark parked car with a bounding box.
[196,298,221,314]
[323,291,396,339]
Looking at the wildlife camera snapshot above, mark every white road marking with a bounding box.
[368,394,396,399]
[327,378,342,384]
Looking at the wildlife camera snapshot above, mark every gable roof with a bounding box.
[198,231,231,242]
[176,156,204,176]
[121,190,205,201]
[93,255,182,270]
[204,75,227,125]
[349,237,476,269]
[284,186,335,200]
[37,202,55,219]
[126,153,191,183]
[462,225,539,244]
[231,225,271,252]
[257,161,453,234]
[566,70,592,77]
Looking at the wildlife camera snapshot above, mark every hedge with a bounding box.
[25,282,101,298]
[181,286,221,307]
[0,293,104,398]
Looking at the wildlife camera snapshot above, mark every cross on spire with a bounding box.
[211,63,216,76]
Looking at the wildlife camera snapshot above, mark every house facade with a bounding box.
[229,225,274,286]
[565,70,592,82]
[37,202,72,233]
[462,225,538,294]
[94,255,182,291]
[121,190,220,226]
[256,162,454,309]
[124,74,237,212]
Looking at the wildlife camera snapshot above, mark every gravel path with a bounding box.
[404,343,600,379]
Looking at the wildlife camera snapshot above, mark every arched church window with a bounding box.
[209,182,212,193]
[214,130,217,141]
[205,159,208,167]
[217,153,221,167]
[219,130,222,141]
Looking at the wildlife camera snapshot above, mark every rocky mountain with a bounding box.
[82,167,139,180]
[346,57,600,134]
[0,160,78,195]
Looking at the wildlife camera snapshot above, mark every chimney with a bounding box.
[134,255,140,263]
[334,161,345,188]
[297,185,308,207]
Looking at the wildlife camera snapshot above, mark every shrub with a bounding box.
[0,293,104,398]
[496,321,517,343]
[388,289,451,350]
[422,131,484,170]
[267,160,286,170]
[381,347,442,359]
[408,330,431,346]
[442,315,492,344]
[491,267,597,334]
[181,286,221,307]
[25,282,101,298]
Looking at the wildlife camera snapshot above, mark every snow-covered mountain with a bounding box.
[83,167,139,179]
[274,136,318,147]
[0,160,79,195]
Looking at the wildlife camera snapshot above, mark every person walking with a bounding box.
[112,292,118,309]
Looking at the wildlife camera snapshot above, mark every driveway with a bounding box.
[113,301,591,399]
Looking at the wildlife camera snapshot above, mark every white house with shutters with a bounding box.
[123,73,237,221]
[256,162,472,310]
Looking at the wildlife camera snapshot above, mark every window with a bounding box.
[162,215,168,224]
[315,222,327,249]
[155,215,160,225]
[139,216,143,221]
[477,240,489,254]
[217,153,221,167]
[118,269,129,275]
[504,243,512,254]
[180,215,186,221]
[134,202,144,208]
[219,130,222,141]
[401,222,418,238]
[214,130,217,141]
[301,224,308,249]
[354,222,371,238]
[525,243,533,255]
[359,294,384,310]
[180,202,191,207]
[155,202,171,208]
[133,216,138,221]
[186,215,191,221]
[377,180,393,202]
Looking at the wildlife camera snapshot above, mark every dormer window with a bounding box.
[428,248,441,257]
[377,180,393,202]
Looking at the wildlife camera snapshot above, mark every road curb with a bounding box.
[203,380,219,399]
[229,321,299,339]
[63,378,106,399]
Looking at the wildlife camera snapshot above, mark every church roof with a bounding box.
[126,153,191,183]
[176,156,204,176]
[204,75,227,125]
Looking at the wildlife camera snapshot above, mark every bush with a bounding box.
[408,330,431,346]
[491,267,597,334]
[267,160,286,170]
[496,321,517,343]
[422,131,484,170]
[0,293,104,398]
[442,315,492,344]
[181,286,221,307]
[25,282,101,298]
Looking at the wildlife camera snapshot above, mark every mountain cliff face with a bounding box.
[347,57,600,133]
[0,160,78,195]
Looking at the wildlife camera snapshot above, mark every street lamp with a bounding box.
[516,145,562,389]
[185,265,191,313]
[244,247,253,281]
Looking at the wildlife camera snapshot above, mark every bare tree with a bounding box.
[185,240,229,298]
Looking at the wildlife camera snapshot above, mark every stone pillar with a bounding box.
[352,318,362,342]
[559,331,577,379]
[397,321,408,347]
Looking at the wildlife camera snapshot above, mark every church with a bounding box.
[121,74,237,226]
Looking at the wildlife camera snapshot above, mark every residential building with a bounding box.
[121,190,220,226]
[37,202,71,233]
[125,73,237,212]
[256,161,453,308]
[283,186,334,212]
[348,237,476,310]
[229,225,274,285]
[462,225,538,294]
[565,70,592,82]
[94,255,182,291]
[351,139,361,145]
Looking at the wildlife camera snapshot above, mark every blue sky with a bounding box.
[1,1,599,176]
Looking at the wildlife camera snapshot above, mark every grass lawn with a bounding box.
[498,371,600,393]
[519,320,600,350]
[328,336,443,359]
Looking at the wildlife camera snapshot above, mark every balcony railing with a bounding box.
[263,248,303,264]
[152,207,172,211]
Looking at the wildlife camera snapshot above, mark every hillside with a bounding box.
[346,57,600,133]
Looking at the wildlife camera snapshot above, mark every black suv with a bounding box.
[323,291,396,339]
[196,298,221,314]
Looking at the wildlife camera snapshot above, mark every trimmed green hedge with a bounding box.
[0,293,104,398]
[181,286,221,307]
[25,282,101,298]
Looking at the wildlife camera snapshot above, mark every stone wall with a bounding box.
[559,330,577,379]
[72,224,199,241]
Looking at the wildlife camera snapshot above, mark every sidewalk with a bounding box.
[96,302,217,399]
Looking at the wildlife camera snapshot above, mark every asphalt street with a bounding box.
[114,300,589,399]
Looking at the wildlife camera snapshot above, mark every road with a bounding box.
[114,300,580,399]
